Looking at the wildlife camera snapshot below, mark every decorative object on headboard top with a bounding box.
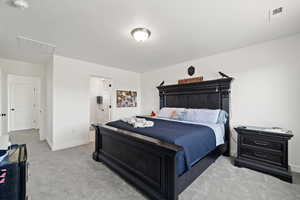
[219,71,230,79]
[158,80,164,87]
[178,76,203,84]
[188,66,195,76]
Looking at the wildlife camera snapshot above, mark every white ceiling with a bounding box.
[0,0,300,72]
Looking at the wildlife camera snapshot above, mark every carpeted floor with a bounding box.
[10,130,300,200]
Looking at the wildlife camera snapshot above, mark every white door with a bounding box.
[9,83,37,131]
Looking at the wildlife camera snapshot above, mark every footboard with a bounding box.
[92,124,183,200]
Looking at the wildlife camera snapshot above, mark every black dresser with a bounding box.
[234,126,293,183]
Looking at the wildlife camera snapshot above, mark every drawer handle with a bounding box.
[254,153,268,158]
[253,141,269,146]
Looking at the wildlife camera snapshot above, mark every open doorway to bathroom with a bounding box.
[89,76,112,141]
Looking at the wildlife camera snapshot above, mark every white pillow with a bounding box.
[183,109,220,124]
[157,107,185,118]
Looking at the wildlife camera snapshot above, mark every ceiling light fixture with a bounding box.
[12,0,29,9]
[131,28,151,42]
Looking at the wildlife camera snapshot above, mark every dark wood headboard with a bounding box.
[157,78,233,156]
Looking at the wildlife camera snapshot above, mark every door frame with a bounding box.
[7,75,41,132]
[89,75,112,124]
[0,68,2,136]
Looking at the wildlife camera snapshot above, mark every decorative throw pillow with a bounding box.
[157,108,175,118]
[157,107,186,118]
[170,111,177,119]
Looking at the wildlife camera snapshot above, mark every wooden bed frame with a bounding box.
[93,78,233,200]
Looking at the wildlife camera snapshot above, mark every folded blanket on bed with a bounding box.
[121,117,154,128]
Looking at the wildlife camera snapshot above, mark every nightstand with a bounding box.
[234,126,293,183]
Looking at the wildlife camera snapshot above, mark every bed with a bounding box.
[92,78,233,200]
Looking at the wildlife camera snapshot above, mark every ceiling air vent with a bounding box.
[272,7,283,16]
[268,7,286,23]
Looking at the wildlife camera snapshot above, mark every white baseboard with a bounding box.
[46,139,53,150]
[290,164,300,173]
[89,130,95,142]
[51,138,90,151]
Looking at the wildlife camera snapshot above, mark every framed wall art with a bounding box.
[116,90,137,107]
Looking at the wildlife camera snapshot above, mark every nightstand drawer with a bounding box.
[241,135,283,152]
[240,147,284,167]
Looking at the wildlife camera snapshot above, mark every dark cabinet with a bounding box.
[234,127,293,183]
[0,144,28,200]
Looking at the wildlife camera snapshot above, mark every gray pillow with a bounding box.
[217,110,228,124]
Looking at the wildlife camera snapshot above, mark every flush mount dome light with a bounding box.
[12,0,29,9]
[131,28,151,42]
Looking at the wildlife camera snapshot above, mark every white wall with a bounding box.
[45,57,54,147]
[89,77,104,124]
[51,55,141,150]
[0,58,46,139]
[141,34,300,172]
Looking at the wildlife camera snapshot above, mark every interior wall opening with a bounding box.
[89,76,112,141]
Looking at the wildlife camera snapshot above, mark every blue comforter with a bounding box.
[106,117,216,175]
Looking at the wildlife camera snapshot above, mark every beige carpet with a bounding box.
[10,130,300,200]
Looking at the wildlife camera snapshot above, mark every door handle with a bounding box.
[11,108,15,111]
[254,152,268,159]
[254,141,269,146]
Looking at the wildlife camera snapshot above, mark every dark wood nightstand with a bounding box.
[234,126,293,183]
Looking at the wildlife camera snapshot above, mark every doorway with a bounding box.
[7,75,41,132]
[89,76,112,141]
